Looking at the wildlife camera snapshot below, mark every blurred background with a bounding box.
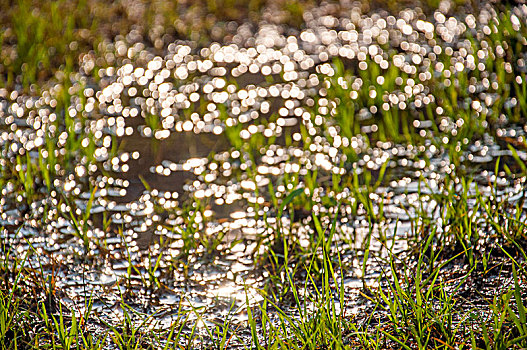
[0,0,483,91]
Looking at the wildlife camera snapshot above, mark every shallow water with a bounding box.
[1,1,527,344]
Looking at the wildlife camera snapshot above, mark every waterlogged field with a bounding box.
[1,1,527,349]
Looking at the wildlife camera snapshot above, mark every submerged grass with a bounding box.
[0,0,324,91]
[0,185,526,349]
[1,0,527,349]
[243,206,527,349]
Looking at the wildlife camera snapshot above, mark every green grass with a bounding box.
[1,0,527,349]
[0,0,321,91]
[0,179,526,349]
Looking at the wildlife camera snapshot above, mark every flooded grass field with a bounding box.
[1,0,527,348]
